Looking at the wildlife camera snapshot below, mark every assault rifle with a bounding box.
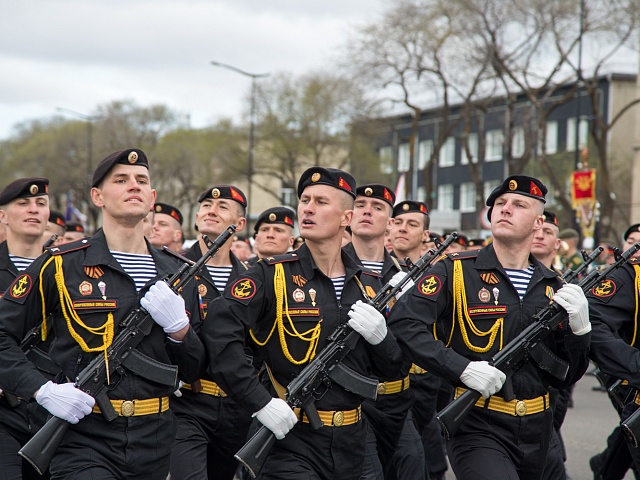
[19,226,236,474]
[234,233,458,478]
[436,243,639,440]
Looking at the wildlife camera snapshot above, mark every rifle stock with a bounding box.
[234,233,459,477]
[19,226,236,474]
[437,243,638,440]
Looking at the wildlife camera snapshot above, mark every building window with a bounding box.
[379,146,393,174]
[438,137,456,167]
[485,130,504,161]
[544,121,558,154]
[418,140,433,170]
[459,182,476,212]
[438,184,454,211]
[398,143,411,173]
[483,180,502,202]
[460,133,478,165]
[566,118,589,152]
[512,127,525,158]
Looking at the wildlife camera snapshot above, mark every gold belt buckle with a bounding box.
[515,400,527,417]
[333,411,344,426]
[377,383,386,395]
[121,400,135,417]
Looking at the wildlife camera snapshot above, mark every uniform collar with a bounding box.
[297,242,362,281]
[474,243,557,279]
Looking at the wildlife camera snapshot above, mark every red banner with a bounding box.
[571,169,596,208]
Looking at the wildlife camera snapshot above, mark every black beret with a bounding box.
[91,149,149,188]
[467,238,485,247]
[0,177,49,205]
[453,233,469,247]
[392,200,429,218]
[355,183,396,207]
[49,210,66,228]
[254,206,296,232]
[66,222,85,233]
[154,202,183,225]
[428,232,443,243]
[297,167,356,199]
[197,185,247,208]
[543,210,559,227]
[486,175,547,207]
[624,223,640,241]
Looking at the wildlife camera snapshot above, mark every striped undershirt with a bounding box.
[331,275,345,301]
[361,260,384,275]
[111,251,157,292]
[9,255,36,272]
[504,265,534,299]
[205,265,233,292]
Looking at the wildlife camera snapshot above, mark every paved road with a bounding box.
[442,368,634,479]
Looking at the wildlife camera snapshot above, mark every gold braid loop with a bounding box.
[450,260,503,353]
[41,255,114,379]
[250,263,321,365]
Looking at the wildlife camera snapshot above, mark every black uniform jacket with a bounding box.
[388,244,591,400]
[589,258,640,385]
[0,241,19,297]
[342,242,404,285]
[183,240,247,322]
[0,229,205,400]
[204,242,403,414]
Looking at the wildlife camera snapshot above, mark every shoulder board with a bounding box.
[629,257,640,265]
[446,250,478,260]
[262,252,301,265]
[47,238,90,256]
[360,267,382,278]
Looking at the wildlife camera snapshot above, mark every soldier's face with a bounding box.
[390,213,427,255]
[0,195,49,239]
[254,224,294,257]
[351,197,393,239]
[625,232,640,258]
[149,214,182,249]
[91,165,156,222]
[490,193,543,244]
[298,184,353,243]
[531,223,560,260]
[195,199,246,238]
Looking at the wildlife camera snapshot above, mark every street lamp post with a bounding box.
[210,61,270,227]
[56,107,102,190]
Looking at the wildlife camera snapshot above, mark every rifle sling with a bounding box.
[120,349,179,387]
[528,342,569,381]
[264,363,287,401]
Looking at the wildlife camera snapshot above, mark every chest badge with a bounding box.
[293,288,305,303]
[478,288,491,303]
[492,287,500,305]
[79,281,93,296]
[480,273,500,285]
[546,286,555,300]
[98,281,107,300]
[309,288,317,306]
[198,283,208,297]
[292,275,307,287]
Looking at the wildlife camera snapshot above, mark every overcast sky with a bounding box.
[0,0,391,140]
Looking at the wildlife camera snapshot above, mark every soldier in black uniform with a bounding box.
[42,210,66,247]
[204,167,403,480]
[342,185,424,480]
[170,185,253,480]
[149,202,184,252]
[0,149,206,479]
[0,177,53,480]
[588,222,640,478]
[251,206,296,262]
[388,175,591,480]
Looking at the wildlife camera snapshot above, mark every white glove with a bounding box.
[347,300,387,345]
[553,283,591,335]
[389,272,415,299]
[140,280,190,334]
[35,381,95,424]
[459,361,506,398]
[253,398,298,439]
